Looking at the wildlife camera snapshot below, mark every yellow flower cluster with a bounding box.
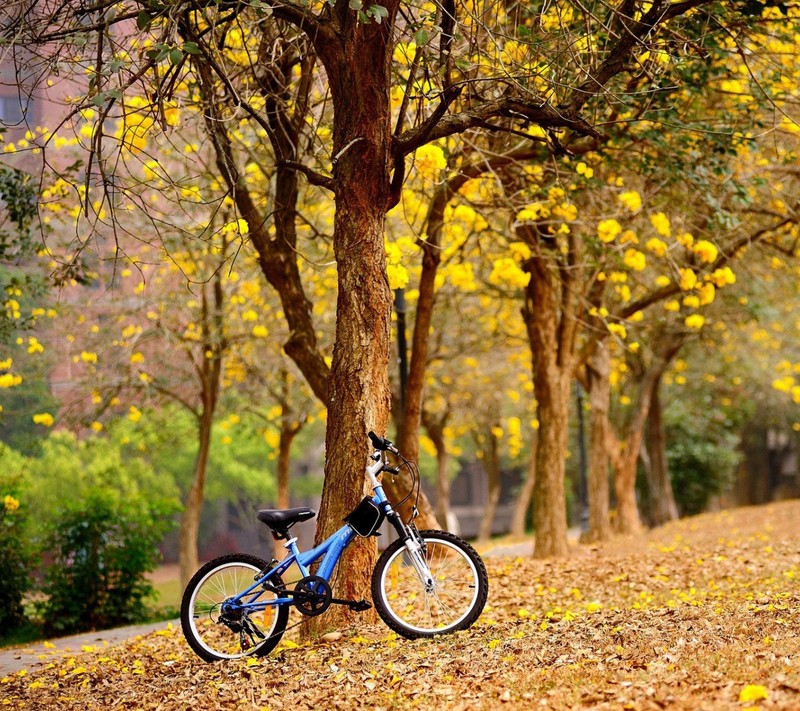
[489,258,530,289]
[3,495,20,512]
[597,218,622,243]
[32,412,55,427]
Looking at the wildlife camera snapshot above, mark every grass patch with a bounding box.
[0,620,44,649]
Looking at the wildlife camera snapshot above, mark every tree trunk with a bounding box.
[310,19,398,630]
[387,183,453,531]
[521,243,578,559]
[510,440,537,539]
[423,411,453,531]
[178,407,214,588]
[532,370,572,557]
[584,344,612,543]
[273,418,302,559]
[178,282,224,588]
[478,429,502,542]
[612,334,684,535]
[644,378,678,526]
[614,449,642,535]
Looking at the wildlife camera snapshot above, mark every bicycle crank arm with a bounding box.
[330,598,372,612]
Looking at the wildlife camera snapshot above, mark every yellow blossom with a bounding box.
[623,249,646,271]
[685,314,705,329]
[0,373,23,388]
[608,323,627,339]
[32,413,55,427]
[698,282,716,305]
[414,144,447,179]
[4,495,20,512]
[252,325,268,338]
[738,685,768,703]
[80,351,98,364]
[710,266,736,287]
[618,191,642,212]
[645,237,668,258]
[597,218,622,243]
[649,211,671,237]
[489,258,530,288]
[678,268,697,291]
[692,239,718,264]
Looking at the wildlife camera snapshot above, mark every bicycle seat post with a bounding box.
[283,535,308,577]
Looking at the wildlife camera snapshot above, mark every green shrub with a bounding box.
[0,453,35,633]
[38,490,175,636]
[0,492,32,630]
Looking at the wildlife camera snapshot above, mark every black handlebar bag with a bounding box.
[344,497,386,537]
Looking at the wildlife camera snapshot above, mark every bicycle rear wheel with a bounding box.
[371,530,488,639]
[181,553,288,662]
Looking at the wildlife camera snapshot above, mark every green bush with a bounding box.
[0,493,31,631]
[664,399,741,516]
[0,452,35,633]
[38,490,176,636]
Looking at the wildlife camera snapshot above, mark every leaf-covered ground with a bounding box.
[3,501,800,710]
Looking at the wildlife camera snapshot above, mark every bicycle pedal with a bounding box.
[349,599,372,612]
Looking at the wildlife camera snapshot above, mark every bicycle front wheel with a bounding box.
[372,530,488,639]
[181,553,289,662]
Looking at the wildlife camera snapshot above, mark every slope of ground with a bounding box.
[2,501,800,710]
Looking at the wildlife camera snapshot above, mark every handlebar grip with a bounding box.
[368,431,397,453]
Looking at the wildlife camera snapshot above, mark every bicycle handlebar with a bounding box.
[368,431,399,455]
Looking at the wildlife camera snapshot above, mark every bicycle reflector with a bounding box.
[344,497,386,537]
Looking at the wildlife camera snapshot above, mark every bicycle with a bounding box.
[181,432,489,662]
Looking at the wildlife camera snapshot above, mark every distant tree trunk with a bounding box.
[644,378,678,526]
[478,429,502,542]
[273,410,304,560]
[584,344,612,543]
[612,334,684,535]
[510,437,538,539]
[178,283,224,588]
[613,445,642,536]
[423,410,453,531]
[179,407,214,588]
[521,237,581,559]
[388,178,457,533]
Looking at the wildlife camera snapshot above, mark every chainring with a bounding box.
[293,575,332,617]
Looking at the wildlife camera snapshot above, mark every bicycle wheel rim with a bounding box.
[187,561,281,660]
[378,537,481,634]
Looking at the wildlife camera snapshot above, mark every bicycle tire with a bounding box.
[371,530,488,639]
[181,553,289,662]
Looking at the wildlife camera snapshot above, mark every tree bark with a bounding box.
[644,377,679,526]
[584,344,612,543]
[178,282,224,588]
[310,15,399,629]
[273,413,303,559]
[423,410,453,531]
[521,244,579,559]
[510,439,538,539]
[178,406,214,588]
[612,334,684,535]
[478,429,502,542]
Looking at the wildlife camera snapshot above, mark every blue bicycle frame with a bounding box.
[226,477,393,614]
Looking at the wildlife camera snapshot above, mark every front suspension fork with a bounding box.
[386,510,434,591]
